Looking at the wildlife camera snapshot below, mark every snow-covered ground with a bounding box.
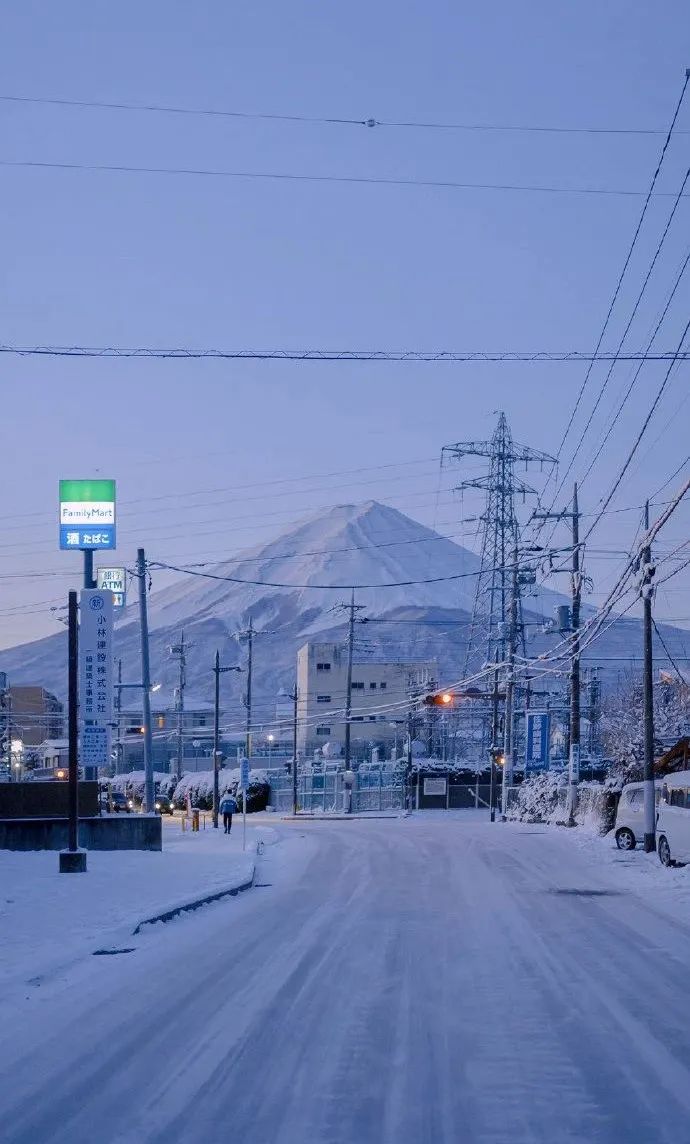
[4,813,690,1143]
[0,816,278,996]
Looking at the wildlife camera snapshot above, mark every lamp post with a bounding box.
[213,652,243,829]
[267,733,274,766]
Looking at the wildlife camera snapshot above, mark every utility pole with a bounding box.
[244,617,253,762]
[344,591,355,773]
[533,484,582,826]
[489,674,499,823]
[501,546,519,818]
[83,548,95,590]
[568,484,581,827]
[212,652,243,828]
[137,548,155,814]
[642,501,657,852]
[171,632,188,782]
[291,683,298,816]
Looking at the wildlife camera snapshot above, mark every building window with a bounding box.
[194,716,207,727]
[369,682,377,690]
[380,682,387,690]
[369,715,377,721]
[316,725,331,735]
[157,715,165,729]
[352,716,364,722]
[316,663,331,672]
[352,682,364,690]
[316,695,331,704]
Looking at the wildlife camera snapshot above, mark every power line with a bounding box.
[2,344,690,363]
[584,325,690,542]
[545,71,690,475]
[3,93,688,137]
[146,554,529,591]
[652,617,687,683]
[4,157,690,199]
[558,170,690,498]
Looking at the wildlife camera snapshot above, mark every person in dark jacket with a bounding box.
[219,792,238,833]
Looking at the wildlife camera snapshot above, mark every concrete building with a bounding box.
[5,686,64,746]
[296,641,436,758]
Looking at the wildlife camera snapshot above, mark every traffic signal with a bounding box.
[424,692,454,707]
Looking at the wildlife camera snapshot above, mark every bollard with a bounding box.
[192,808,200,832]
[181,815,186,832]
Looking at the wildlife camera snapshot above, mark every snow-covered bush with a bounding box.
[107,772,176,800]
[172,768,269,812]
[510,773,616,833]
[511,772,567,823]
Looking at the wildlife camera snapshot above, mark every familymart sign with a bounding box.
[59,479,116,550]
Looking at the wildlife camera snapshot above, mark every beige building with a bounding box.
[5,686,64,746]
[296,641,436,757]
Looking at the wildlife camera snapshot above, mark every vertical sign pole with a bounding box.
[60,591,86,872]
[83,548,95,590]
[137,548,154,814]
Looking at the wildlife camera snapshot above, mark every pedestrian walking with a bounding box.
[219,792,238,834]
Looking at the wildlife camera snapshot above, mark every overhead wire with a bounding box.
[4,157,690,199]
[536,70,689,509]
[2,92,687,136]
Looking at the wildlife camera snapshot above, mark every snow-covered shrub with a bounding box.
[171,768,269,812]
[511,772,567,823]
[511,773,616,833]
[107,772,175,800]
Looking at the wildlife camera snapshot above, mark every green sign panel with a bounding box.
[59,479,116,550]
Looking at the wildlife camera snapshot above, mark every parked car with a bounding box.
[614,780,662,850]
[657,770,690,866]
[110,791,132,813]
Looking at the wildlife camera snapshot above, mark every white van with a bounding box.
[614,781,661,850]
[656,770,690,866]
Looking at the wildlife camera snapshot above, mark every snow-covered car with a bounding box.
[657,770,690,866]
[614,780,662,850]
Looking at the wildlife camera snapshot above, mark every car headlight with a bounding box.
[128,800,133,808]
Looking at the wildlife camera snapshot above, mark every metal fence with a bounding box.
[269,767,406,814]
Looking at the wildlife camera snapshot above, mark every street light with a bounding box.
[267,733,274,765]
[213,651,243,829]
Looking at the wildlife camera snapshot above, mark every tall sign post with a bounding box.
[59,591,86,873]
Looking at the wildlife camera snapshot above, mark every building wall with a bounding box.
[296,641,436,756]
[7,686,64,746]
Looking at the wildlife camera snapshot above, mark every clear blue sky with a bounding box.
[1,1,690,646]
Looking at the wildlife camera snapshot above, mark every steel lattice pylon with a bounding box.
[443,412,556,676]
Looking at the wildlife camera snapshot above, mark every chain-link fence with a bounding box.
[268,767,406,814]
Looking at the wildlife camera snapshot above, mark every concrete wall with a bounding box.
[0,781,98,818]
[0,814,162,851]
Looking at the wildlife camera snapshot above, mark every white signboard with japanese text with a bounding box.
[96,567,126,609]
[82,724,111,768]
[424,777,447,797]
[79,589,114,724]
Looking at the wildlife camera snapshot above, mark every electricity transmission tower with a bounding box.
[443,412,556,675]
[442,413,556,799]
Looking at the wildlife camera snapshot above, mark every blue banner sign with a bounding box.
[526,712,551,772]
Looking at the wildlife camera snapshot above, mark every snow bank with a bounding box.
[0,825,270,994]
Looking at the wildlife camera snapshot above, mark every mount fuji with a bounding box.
[0,501,686,724]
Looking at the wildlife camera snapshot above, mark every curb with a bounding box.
[132,864,256,934]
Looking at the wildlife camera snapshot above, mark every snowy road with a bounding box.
[3,815,690,1143]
